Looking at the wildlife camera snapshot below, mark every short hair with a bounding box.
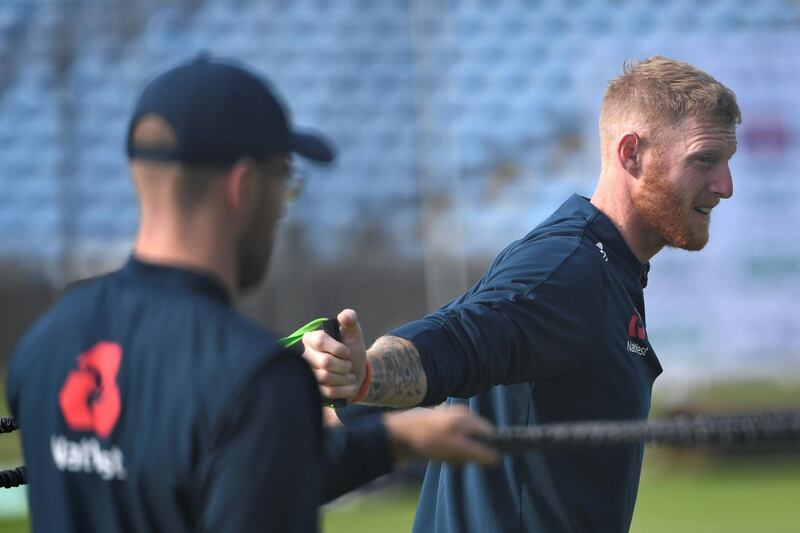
[130,115,224,210]
[599,56,741,151]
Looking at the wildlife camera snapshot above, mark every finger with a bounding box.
[435,406,494,436]
[450,437,500,466]
[303,330,351,359]
[319,384,358,400]
[301,349,353,375]
[313,368,356,387]
[302,330,351,360]
[455,413,495,436]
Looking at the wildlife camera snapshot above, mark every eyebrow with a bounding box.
[689,142,737,158]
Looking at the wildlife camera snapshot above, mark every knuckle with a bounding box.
[339,346,352,359]
[303,331,322,348]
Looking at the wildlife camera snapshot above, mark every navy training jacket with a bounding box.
[8,258,392,532]
[391,194,663,532]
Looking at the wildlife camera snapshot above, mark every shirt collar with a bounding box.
[556,194,650,287]
[120,256,233,305]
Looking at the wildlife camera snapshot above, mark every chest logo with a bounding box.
[627,313,649,357]
[596,242,608,262]
[58,341,123,439]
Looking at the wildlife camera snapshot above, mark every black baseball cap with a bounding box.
[126,53,335,165]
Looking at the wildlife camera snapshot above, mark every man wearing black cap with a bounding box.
[6,55,497,533]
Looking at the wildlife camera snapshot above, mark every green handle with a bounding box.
[279,318,329,348]
[279,317,347,408]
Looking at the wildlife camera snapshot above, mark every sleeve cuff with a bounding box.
[389,320,452,406]
[335,404,390,426]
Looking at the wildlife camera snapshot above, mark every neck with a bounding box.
[134,210,239,299]
[590,173,664,264]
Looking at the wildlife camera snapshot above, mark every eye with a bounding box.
[695,153,717,167]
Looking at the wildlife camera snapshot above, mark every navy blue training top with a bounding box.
[392,195,663,532]
[7,258,392,533]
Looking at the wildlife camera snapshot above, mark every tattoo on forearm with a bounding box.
[363,336,427,407]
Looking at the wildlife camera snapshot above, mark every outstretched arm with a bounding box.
[303,245,605,407]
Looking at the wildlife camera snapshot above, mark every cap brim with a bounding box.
[291,130,336,163]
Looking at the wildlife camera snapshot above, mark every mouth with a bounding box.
[693,206,714,218]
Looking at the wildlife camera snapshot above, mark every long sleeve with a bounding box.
[391,236,608,405]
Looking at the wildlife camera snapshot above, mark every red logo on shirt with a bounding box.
[58,341,123,439]
[627,313,647,340]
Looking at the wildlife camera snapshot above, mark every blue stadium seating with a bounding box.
[1,0,800,283]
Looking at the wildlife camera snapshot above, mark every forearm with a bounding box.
[360,336,427,407]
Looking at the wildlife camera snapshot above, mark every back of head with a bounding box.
[599,56,741,160]
[129,115,224,212]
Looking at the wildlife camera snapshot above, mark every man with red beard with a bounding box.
[303,56,740,532]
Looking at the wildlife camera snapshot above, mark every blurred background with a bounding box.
[1,0,799,531]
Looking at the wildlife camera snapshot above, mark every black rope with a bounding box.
[0,466,26,489]
[0,416,18,434]
[481,410,800,453]
[0,411,798,488]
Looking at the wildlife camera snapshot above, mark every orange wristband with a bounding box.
[352,360,372,403]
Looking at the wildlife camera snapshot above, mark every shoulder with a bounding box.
[486,219,608,300]
[211,308,287,366]
[190,311,314,416]
[205,342,320,440]
[7,274,112,387]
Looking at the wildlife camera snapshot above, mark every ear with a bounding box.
[223,158,259,226]
[617,132,643,177]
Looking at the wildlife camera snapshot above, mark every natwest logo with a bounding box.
[627,313,647,341]
[626,312,649,357]
[58,341,123,439]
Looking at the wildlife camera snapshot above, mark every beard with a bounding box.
[238,245,271,291]
[237,223,273,291]
[631,159,710,252]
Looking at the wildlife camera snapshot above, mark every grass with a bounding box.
[632,456,800,533]
[4,458,797,532]
[0,520,26,533]
[652,379,800,416]
[323,484,419,532]
[322,455,800,533]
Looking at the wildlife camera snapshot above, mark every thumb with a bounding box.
[337,309,366,378]
[337,309,363,345]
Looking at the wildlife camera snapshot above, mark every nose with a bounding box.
[710,163,733,199]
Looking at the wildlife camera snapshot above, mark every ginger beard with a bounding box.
[631,150,710,252]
